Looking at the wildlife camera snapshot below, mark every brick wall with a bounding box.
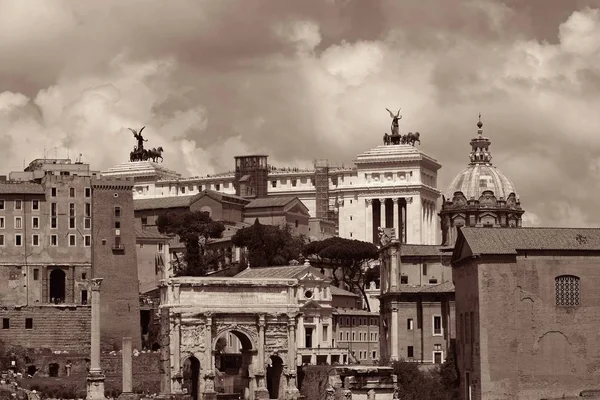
[92,179,141,351]
[0,306,90,352]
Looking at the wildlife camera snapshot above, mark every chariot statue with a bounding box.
[382,108,421,147]
[127,126,165,162]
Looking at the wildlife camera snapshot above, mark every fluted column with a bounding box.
[256,314,269,399]
[203,313,216,398]
[172,315,182,393]
[392,198,399,240]
[379,198,386,229]
[287,315,300,399]
[87,278,106,400]
[365,199,373,243]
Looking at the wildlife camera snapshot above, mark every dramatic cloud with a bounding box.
[1,0,600,227]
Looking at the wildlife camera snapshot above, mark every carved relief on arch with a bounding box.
[265,324,289,356]
[180,324,206,355]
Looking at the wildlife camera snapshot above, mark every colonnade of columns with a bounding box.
[365,197,409,244]
[422,199,437,246]
[364,196,438,245]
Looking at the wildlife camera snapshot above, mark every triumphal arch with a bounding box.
[159,275,301,400]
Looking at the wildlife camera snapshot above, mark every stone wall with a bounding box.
[0,306,90,352]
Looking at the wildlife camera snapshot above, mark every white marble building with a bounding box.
[102,142,442,245]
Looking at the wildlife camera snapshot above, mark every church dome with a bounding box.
[445,115,518,201]
[446,164,517,200]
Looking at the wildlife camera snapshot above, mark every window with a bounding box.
[271,181,277,188]
[69,234,76,246]
[14,200,22,210]
[433,315,443,336]
[25,318,33,330]
[51,188,57,197]
[0,234,5,246]
[0,200,4,210]
[15,234,22,246]
[15,217,22,229]
[32,235,39,246]
[69,217,76,229]
[81,290,88,305]
[85,187,91,197]
[84,235,91,247]
[84,218,91,229]
[433,351,443,364]
[141,217,148,226]
[0,217,4,229]
[345,332,349,341]
[32,217,39,229]
[50,235,57,246]
[372,350,377,359]
[51,203,57,216]
[292,179,297,187]
[69,188,75,197]
[69,203,76,217]
[295,220,299,228]
[215,184,220,191]
[322,326,328,342]
[400,275,408,284]
[350,216,353,221]
[82,272,87,280]
[33,269,39,281]
[181,187,185,194]
[429,278,438,284]
[2,319,8,329]
[352,332,356,341]
[85,203,91,217]
[556,275,580,306]
[158,243,164,253]
[114,207,121,218]
[115,221,121,229]
[32,200,39,210]
[51,217,57,229]
[407,318,414,330]
[422,263,427,276]
[407,346,414,358]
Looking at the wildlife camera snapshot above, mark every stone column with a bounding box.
[392,198,399,240]
[365,199,373,243]
[390,247,398,292]
[87,278,106,400]
[315,315,321,347]
[203,313,216,400]
[255,314,269,400]
[379,198,386,229]
[117,338,139,400]
[390,304,399,361]
[287,315,300,399]
[171,315,182,393]
[405,196,419,244]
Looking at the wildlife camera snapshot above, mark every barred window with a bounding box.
[555,275,580,306]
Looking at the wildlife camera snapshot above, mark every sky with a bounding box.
[1,0,600,227]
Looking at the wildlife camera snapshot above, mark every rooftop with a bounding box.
[134,189,249,211]
[456,227,600,257]
[0,182,46,194]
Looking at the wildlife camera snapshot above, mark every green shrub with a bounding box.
[298,365,334,400]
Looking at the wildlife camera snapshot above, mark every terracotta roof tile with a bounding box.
[460,227,600,255]
[0,183,45,194]
[234,264,324,279]
[401,245,446,257]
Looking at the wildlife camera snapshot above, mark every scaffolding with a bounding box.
[314,159,330,220]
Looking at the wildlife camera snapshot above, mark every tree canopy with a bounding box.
[302,237,379,311]
[156,210,225,276]
[231,219,305,267]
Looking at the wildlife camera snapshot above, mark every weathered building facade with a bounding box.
[452,227,600,400]
[0,159,141,355]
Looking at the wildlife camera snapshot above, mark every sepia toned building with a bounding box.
[0,158,141,355]
[452,227,600,400]
[439,117,524,246]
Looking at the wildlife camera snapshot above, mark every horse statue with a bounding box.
[147,146,164,163]
[383,133,391,145]
[130,148,149,162]
[404,132,421,146]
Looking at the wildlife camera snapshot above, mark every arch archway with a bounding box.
[214,330,253,398]
[49,269,66,303]
[182,356,200,400]
[267,355,284,399]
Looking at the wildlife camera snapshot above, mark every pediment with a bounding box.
[301,300,323,310]
[283,198,310,215]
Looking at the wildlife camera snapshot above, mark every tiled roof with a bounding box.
[459,227,600,256]
[134,195,197,211]
[135,225,172,240]
[245,197,297,209]
[234,264,324,279]
[0,183,45,194]
[330,286,359,297]
[401,245,446,257]
[396,282,455,293]
[134,189,249,211]
[333,309,379,316]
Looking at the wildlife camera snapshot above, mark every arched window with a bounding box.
[555,275,580,306]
